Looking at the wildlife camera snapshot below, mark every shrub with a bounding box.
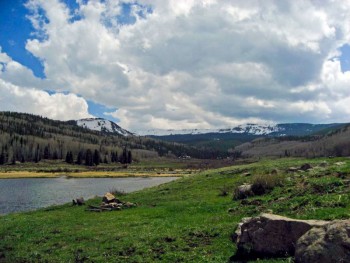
[251,174,284,196]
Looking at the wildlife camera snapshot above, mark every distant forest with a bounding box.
[0,112,227,165]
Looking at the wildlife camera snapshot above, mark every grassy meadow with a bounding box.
[0,157,350,262]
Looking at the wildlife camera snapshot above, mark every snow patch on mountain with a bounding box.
[77,118,132,136]
[137,124,282,136]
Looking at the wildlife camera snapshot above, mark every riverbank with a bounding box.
[0,170,189,179]
[1,157,349,262]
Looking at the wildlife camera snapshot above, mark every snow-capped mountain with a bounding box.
[137,124,281,136]
[136,123,343,137]
[77,118,132,136]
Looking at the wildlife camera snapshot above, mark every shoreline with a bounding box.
[0,171,189,179]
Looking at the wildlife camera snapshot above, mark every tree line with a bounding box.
[0,111,230,165]
[65,148,132,166]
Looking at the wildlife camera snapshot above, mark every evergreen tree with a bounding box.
[127,150,132,164]
[65,151,74,164]
[93,149,100,166]
[76,151,83,165]
[85,149,93,166]
[43,145,51,159]
[33,144,41,163]
[0,151,5,165]
[120,148,126,164]
[103,154,108,164]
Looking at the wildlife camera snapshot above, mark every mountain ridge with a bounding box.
[136,123,345,137]
[76,118,133,136]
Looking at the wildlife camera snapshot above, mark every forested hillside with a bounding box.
[0,112,225,165]
[235,124,350,158]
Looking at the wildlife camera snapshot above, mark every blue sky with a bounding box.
[0,0,45,78]
[0,0,142,121]
[1,1,350,130]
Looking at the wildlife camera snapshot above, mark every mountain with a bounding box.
[138,123,347,151]
[235,124,350,158]
[0,112,225,164]
[76,118,133,136]
[137,123,344,137]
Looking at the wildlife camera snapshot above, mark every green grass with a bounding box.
[0,157,350,262]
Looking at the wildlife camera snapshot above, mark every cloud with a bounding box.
[1,0,350,130]
[0,78,92,121]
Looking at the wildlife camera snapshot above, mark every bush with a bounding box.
[251,174,284,196]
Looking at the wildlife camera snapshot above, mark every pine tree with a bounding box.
[127,150,132,164]
[65,151,74,164]
[93,149,100,166]
[120,147,128,164]
[0,151,5,165]
[85,149,93,166]
[76,151,83,165]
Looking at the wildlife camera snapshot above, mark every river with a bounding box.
[0,176,178,214]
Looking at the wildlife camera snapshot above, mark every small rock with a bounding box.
[300,163,312,171]
[335,161,346,166]
[123,201,136,208]
[234,184,253,200]
[295,220,350,263]
[319,161,328,167]
[240,199,263,206]
[72,197,85,206]
[288,167,299,172]
[241,172,251,177]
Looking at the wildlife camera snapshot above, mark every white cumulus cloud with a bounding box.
[1,0,350,130]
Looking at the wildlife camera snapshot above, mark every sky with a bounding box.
[1,0,350,131]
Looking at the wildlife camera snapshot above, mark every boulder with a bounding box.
[300,163,312,171]
[72,197,85,206]
[102,192,117,203]
[234,184,253,200]
[295,220,350,263]
[232,213,328,260]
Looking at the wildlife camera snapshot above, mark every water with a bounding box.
[0,177,178,215]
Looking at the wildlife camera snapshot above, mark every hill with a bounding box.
[235,124,350,158]
[0,112,225,165]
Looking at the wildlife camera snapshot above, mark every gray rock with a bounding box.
[319,161,328,167]
[300,163,312,171]
[72,197,85,206]
[295,220,350,263]
[232,213,328,260]
[234,184,253,199]
[288,167,299,172]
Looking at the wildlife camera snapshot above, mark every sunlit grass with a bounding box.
[0,157,349,262]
